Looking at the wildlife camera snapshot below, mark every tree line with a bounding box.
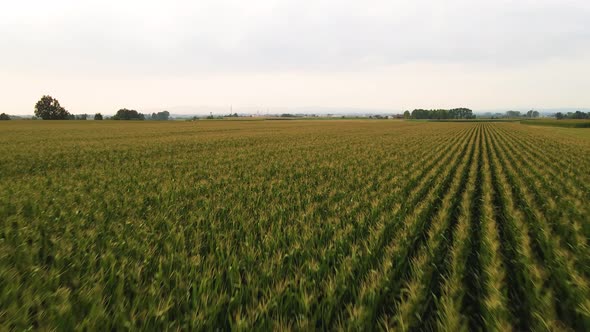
[496,110,589,119]
[31,95,170,121]
[504,110,540,118]
[555,111,589,120]
[405,108,475,119]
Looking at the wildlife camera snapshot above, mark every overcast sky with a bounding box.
[2,0,590,114]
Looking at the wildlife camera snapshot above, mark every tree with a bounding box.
[555,112,564,120]
[75,114,88,120]
[506,110,521,118]
[403,110,410,119]
[94,113,103,120]
[112,108,145,120]
[0,113,10,120]
[410,108,474,120]
[573,111,588,119]
[34,95,71,120]
[151,111,170,120]
[532,111,540,118]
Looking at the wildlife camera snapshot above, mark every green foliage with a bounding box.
[521,119,590,128]
[505,110,522,118]
[112,108,145,120]
[34,95,71,120]
[0,120,588,330]
[151,111,170,120]
[555,111,590,120]
[411,108,475,119]
[94,113,103,120]
[0,113,10,120]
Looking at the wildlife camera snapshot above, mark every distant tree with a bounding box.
[506,110,521,118]
[34,95,70,120]
[151,111,170,120]
[572,111,589,119]
[112,108,145,120]
[410,108,473,119]
[403,110,410,119]
[0,113,10,120]
[94,113,103,120]
[555,112,564,120]
[532,111,540,118]
[411,109,425,119]
[75,114,88,120]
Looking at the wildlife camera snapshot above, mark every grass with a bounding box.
[0,120,588,330]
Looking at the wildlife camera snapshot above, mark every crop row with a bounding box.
[0,120,588,330]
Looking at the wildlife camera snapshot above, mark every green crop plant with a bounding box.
[0,120,588,330]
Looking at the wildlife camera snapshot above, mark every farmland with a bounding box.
[0,120,589,330]
[520,119,590,128]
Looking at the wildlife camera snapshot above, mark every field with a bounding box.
[1,120,589,330]
[520,119,590,128]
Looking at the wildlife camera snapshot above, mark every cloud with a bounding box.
[1,1,590,114]
[2,0,589,76]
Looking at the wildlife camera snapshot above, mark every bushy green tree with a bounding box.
[34,95,70,120]
[556,111,590,119]
[0,113,10,120]
[94,113,103,120]
[506,110,521,118]
[112,109,145,120]
[151,111,170,120]
[410,108,474,119]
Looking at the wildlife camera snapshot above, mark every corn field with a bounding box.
[0,120,589,330]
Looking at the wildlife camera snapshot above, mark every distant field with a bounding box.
[409,118,519,122]
[521,119,590,128]
[1,120,589,330]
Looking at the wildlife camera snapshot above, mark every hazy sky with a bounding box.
[2,0,590,114]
